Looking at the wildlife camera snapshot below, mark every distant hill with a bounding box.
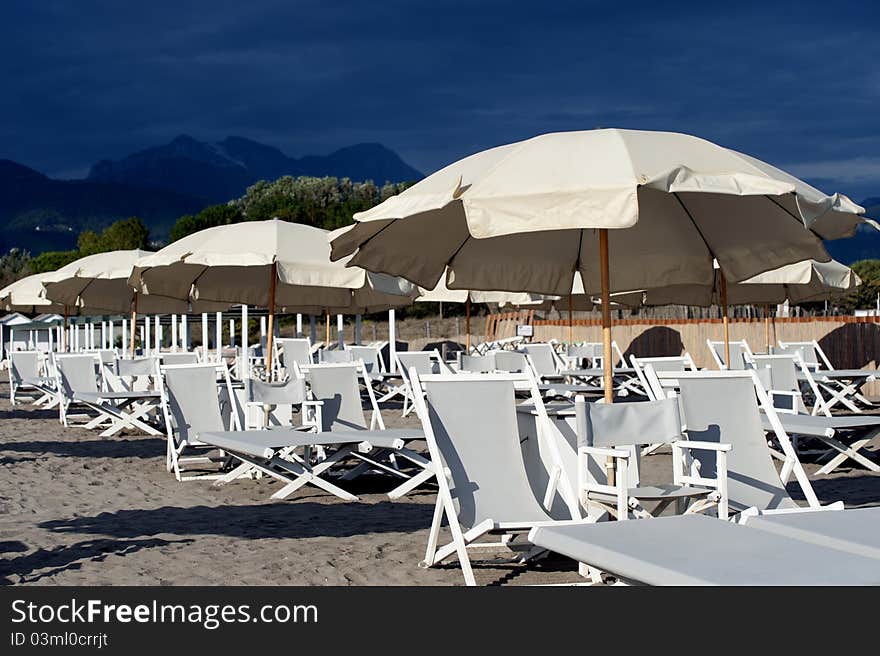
[0,160,207,254]
[88,136,423,202]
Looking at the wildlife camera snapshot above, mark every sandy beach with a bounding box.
[2,381,879,586]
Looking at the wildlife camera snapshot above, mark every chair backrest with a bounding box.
[673,373,800,513]
[247,375,307,406]
[459,353,496,373]
[414,373,575,529]
[397,350,444,375]
[778,340,827,369]
[159,363,235,443]
[319,349,354,364]
[630,355,695,400]
[10,350,41,382]
[521,343,560,376]
[306,363,367,431]
[277,338,313,369]
[707,339,749,370]
[161,352,199,366]
[347,345,382,373]
[493,350,528,373]
[116,357,156,378]
[749,355,799,394]
[55,354,100,398]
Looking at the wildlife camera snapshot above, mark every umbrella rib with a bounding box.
[671,192,719,263]
[763,194,826,243]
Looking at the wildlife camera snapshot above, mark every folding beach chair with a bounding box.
[54,353,162,437]
[157,361,243,481]
[276,337,313,375]
[528,510,880,585]
[319,349,353,364]
[8,350,56,406]
[105,356,156,393]
[160,352,199,366]
[575,396,730,520]
[458,352,497,373]
[778,339,876,413]
[565,341,625,369]
[706,338,753,370]
[649,369,838,516]
[243,373,318,430]
[744,354,880,475]
[411,369,588,586]
[294,361,433,500]
[630,354,698,401]
[520,343,566,382]
[394,350,453,417]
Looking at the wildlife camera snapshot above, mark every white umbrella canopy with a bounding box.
[1,274,67,314]
[547,259,860,309]
[331,129,873,296]
[636,258,861,307]
[331,128,876,400]
[130,220,418,313]
[39,249,231,315]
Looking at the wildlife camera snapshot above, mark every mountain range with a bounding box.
[0,137,423,254]
[87,136,423,202]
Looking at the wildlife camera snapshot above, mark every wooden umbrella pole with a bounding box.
[719,272,730,366]
[266,262,277,381]
[599,230,613,404]
[764,303,771,353]
[465,297,471,353]
[599,229,614,488]
[129,292,137,358]
[62,305,68,352]
[568,292,573,345]
[325,311,330,347]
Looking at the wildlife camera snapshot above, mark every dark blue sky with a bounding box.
[3,1,879,200]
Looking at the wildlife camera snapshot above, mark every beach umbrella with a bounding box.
[40,249,231,356]
[331,128,875,402]
[129,219,418,377]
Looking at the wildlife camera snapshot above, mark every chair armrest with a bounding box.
[303,400,324,407]
[672,440,731,452]
[578,445,630,459]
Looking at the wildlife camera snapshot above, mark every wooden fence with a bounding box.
[486,313,880,396]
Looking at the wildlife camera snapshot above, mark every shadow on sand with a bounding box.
[0,437,166,463]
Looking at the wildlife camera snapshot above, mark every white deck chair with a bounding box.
[707,338,753,370]
[411,369,587,586]
[299,361,433,500]
[649,368,841,517]
[458,352,497,373]
[276,337,313,375]
[566,341,625,369]
[575,396,729,520]
[54,353,161,437]
[778,339,876,413]
[520,343,566,381]
[395,350,453,417]
[319,349,354,364]
[746,353,880,475]
[9,350,56,406]
[157,361,242,481]
[630,354,698,401]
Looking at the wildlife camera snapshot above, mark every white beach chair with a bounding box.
[410,369,587,586]
[706,338,753,370]
[394,350,452,417]
[157,361,243,481]
[8,350,56,406]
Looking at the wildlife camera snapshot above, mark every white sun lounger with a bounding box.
[8,350,56,406]
[529,512,880,585]
[411,369,588,586]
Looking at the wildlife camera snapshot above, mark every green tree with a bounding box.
[842,259,880,311]
[169,204,242,242]
[0,248,33,288]
[30,249,79,274]
[78,216,149,254]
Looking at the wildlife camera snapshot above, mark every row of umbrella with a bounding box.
[1,128,876,399]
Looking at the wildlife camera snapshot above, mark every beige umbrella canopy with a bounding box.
[1,273,67,314]
[39,249,224,315]
[332,128,875,400]
[130,220,419,370]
